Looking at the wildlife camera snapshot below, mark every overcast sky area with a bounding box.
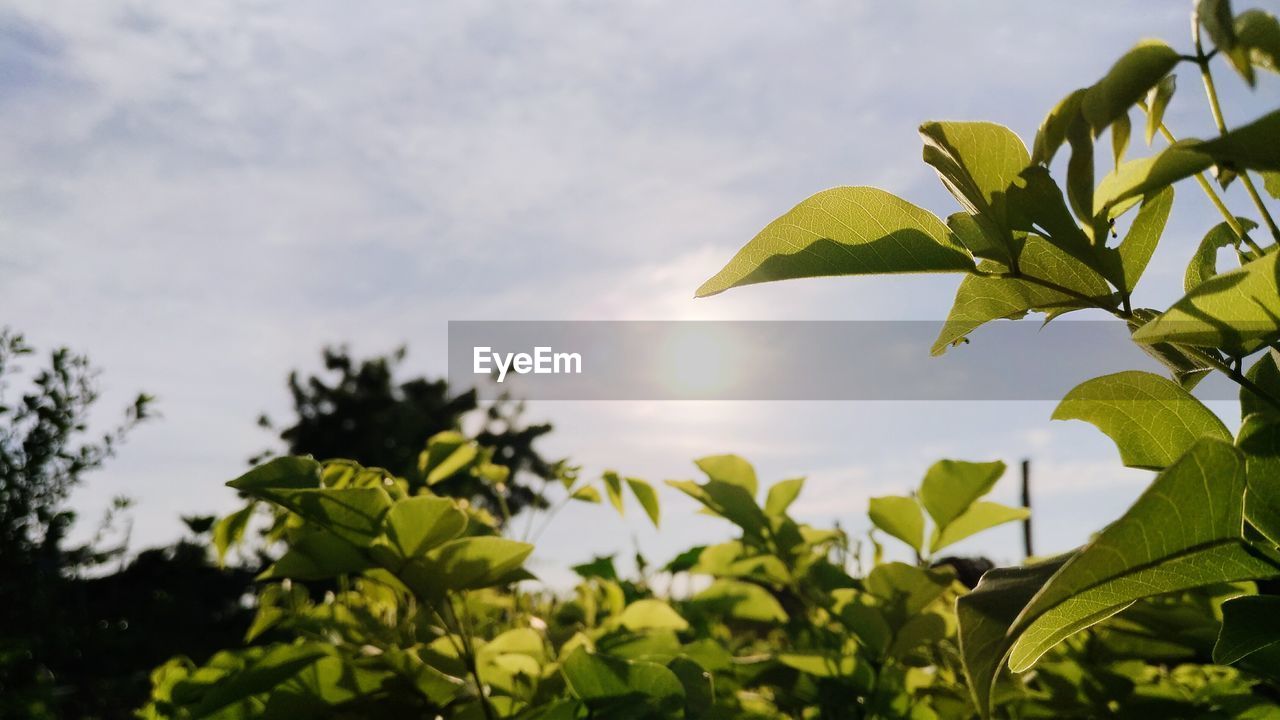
[3,1,1277,584]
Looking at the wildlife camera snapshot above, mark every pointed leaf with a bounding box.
[764,477,804,517]
[571,485,602,503]
[1094,144,1214,220]
[1132,248,1280,355]
[1111,111,1131,169]
[1081,40,1181,133]
[380,495,467,559]
[227,456,321,492]
[1185,217,1257,292]
[868,496,925,553]
[1242,349,1280,422]
[626,477,661,527]
[918,459,1006,530]
[1052,371,1231,469]
[1239,415,1280,545]
[919,121,1030,264]
[693,454,758,495]
[406,536,534,595]
[1117,186,1173,294]
[1196,110,1280,171]
[695,187,973,297]
[667,479,768,539]
[602,471,625,515]
[212,504,255,565]
[931,501,1029,554]
[1144,74,1176,145]
[420,431,479,485]
[1237,9,1280,75]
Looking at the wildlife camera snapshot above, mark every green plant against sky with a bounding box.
[139,0,1280,718]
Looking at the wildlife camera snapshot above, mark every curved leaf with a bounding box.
[1214,595,1280,664]
[626,477,661,527]
[1052,371,1231,469]
[1081,40,1181,133]
[931,501,1029,554]
[1117,186,1174,294]
[696,187,972,297]
[918,459,1006,531]
[1185,217,1257,292]
[868,496,925,553]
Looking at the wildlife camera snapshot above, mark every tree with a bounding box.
[257,346,557,520]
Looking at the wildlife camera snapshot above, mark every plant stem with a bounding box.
[974,268,1126,317]
[445,595,497,720]
[1191,25,1280,243]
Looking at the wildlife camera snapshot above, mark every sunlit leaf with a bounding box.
[1053,371,1231,469]
[1112,112,1131,169]
[1144,74,1176,145]
[691,579,788,623]
[420,431,479,486]
[1081,40,1181,133]
[619,599,690,632]
[918,459,1006,531]
[1117,186,1174,294]
[379,494,467,560]
[1185,217,1256,292]
[868,496,925,553]
[931,502,1029,554]
[696,187,973,297]
[626,477,661,527]
[693,454,758,495]
[603,471,626,514]
[764,477,804,517]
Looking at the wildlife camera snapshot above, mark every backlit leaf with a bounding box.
[1052,371,1231,469]
[868,496,925,553]
[1081,40,1181,133]
[1185,217,1256,292]
[695,187,973,297]
[918,459,1006,531]
[380,495,467,560]
[931,501,1029,554]
[1117,186,1174,294]
[1144,74,1176,145]
[627,477,661,527]
[619,599,690,632]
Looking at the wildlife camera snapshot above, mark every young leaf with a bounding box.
[868,496,925,553]
[776,652,862,680]
[931,235,1116,355]
[1081,40,1182,134]
[1214,595,1280,664]
[764,477,804,517]
[1185,217,1257,292]
[571,485,602,503]
[1006,166,1120,286]
[1117,186,1174,294]
[1111,112,1131,169]
[259,528,372,581]
[626,477,661,527]
[919,121,1031,265]
[602,471,626,514]
[693,454,758,495]
[619,599,689,632]
[918,460,1006,531]
[380,495,468,559]
[695,187,973,297]
[865,562,955,629]
[1144,74,1176,145]
[1094,144,1214,220]
[212,504,255,565]
[1031,88,1086,166]
[1052,371,1231,469]
[666,479,768,539]
[1236,9,1280,75]
[408,536,534,594]
[930,502,1029,554]
[227,456,322,492]
[1006,440,1280,672]
[265,487,393,548]
[1132,248,1280,355]
[420,431,479,485]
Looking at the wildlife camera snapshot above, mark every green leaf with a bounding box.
[1214,595,1280,664]
[1132,247,1280,355]
[265,487,393,548]
[1094,144,1214,220]
[405,536,534,595]
[1007,440,1280,672]
[1032,88,1086,166]
[626,477,661,527]
[868,496,925,553]
[1243,349,1280,422]
[619,599,690,632]
[212,504,255,565]
[1239,415,1280,545]
[1052,371,1231,469]
[1196,110,1280,172]
[1144,74,1176,145]
[919,121,1030,264]
[1200,0,1256,85]
[227,456,321,492]
[931,502,1029,554]
[695,187,973,297]
[918,459,1006,531]
[561,649,685,715]
[764,477,804,517]
[931,235,1115,355]
[1117,186,1174,294]
[1065,113,1096,226]
[666,657,714,719]
[776,652,862,680]
[258,528,371,581]
[691,579,788,623]
[1265,171,1280,200]
[1111,111,1131,169]
[379,495,467,560]
[420,431,479,485]
[572,555,618,581]
[693,454,758,495]
[1081,40,1182,133]
[184,644,332,719]
[571,485,602,503]
[865,563,954,630]
[602,471,625,515]
[1185,217,1257,292]
[667,479,768,539]
[958,556,1071,717]
[1237,9,1280,75]
[1006,166,1119,285]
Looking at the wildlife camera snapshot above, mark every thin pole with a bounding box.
[1021,459,1034,559]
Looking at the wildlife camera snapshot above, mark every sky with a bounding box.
[2,1,1276,585]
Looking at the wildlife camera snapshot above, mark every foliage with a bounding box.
[142,1,1280,718]
[256,346,557,519]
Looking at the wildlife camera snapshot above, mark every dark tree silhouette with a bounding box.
[258,346,556,519]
